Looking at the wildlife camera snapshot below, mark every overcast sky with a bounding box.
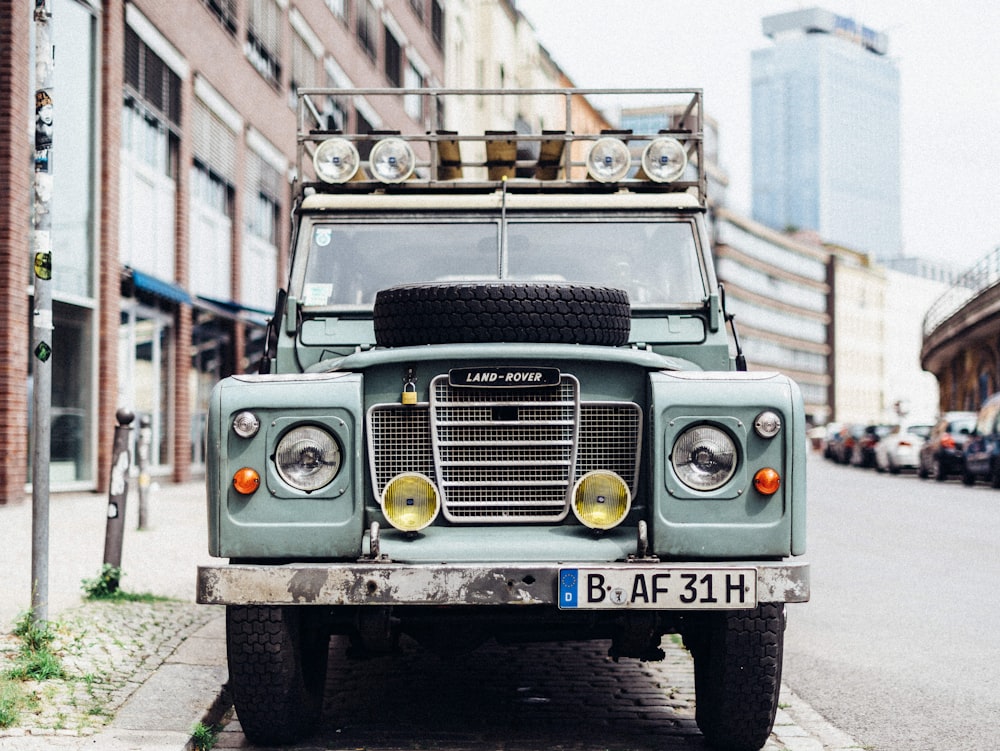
[516,1,1000,269]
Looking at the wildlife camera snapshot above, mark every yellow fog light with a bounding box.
[572,471,631,530]
[381,473,440,532]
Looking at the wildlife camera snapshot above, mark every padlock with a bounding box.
[401,381,418,405]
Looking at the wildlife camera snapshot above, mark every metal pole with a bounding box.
[30,0,55,626]
[137,415,151,530]
[104,409,134,580]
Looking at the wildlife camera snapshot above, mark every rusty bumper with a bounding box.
[197,561,810,607]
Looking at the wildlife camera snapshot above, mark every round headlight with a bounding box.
[313,137,360,184]
[672,425,738,491]
[369,137,415,183]
[274,425,342,492]
[586,137,631,182]
[572,471,631,530]
[232,410,260,439]
[381,473,439,532]
[641,137,688,183]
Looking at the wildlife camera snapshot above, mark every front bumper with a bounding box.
[197,560,810,607]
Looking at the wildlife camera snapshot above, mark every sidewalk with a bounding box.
[1,479,229,748]
[2,479,860,751]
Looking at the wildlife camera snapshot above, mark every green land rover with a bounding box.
[197,88,809,751]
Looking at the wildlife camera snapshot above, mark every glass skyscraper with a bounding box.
[751,8,901,261]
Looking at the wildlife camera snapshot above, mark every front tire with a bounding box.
[687,604,785,751]
[226,605,329,745]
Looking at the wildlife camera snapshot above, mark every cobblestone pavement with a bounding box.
[216,632,860,751]
[0,601,216,741]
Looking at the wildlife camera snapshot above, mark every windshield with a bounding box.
[301,219,704,307]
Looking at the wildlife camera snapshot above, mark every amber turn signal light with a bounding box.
[753,468,781,495]
[233,467,261,495]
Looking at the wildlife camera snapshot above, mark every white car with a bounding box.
[875,422,933,474]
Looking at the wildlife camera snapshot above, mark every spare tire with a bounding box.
[373,282,631,348]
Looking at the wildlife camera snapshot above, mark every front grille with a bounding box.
[367,374,642,524]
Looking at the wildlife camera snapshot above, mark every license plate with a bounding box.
[558,567,757,610]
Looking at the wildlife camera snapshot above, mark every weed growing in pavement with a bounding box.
[81,564,170,603]
[7,612,64,681]
[190,720,222,750]
[0,678,32,728]
[0,611,65,728]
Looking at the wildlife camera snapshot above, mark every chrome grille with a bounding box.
[367,373,642,524]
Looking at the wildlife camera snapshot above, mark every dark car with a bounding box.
[918,411,977,481]
[962,395,1000,487]
[831,423,864,464]
[851,424,892,468]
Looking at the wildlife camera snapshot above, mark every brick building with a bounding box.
[0,0,445,502]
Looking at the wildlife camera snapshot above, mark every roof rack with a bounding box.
[296,88,706,204]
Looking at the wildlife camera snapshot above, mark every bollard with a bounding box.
[136,415,151,530]
[103,408,134,581]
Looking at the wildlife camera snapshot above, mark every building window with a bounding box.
[121,27,180,283]
[357,0,377,60]
[247,0,282,87]
[243,150,282,311]
[201,0,237,35]
[290,28,319,107]
[431,0,444,49]
[384,28,401,86]
[325,0,348,23]
[124,26,181,130]
[404,63,424,121]
[409,0,424,22]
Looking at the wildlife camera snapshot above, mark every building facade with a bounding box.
[2,0,446,502]
[751,7,901,262]
[712,210,832,425]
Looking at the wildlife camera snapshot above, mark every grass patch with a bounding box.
[0,678,30,728]
[0,611,64,728]
[191,720,221,750]
[81,564,170,603]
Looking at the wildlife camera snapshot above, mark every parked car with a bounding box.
[830,423,863,464]
[962,394,1000,487]
[821,422,844,460]
[875,422,932,474]
[917,411,977,481]
[851,424,893,468]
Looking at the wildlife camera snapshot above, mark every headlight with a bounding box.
[381,473,439,532]
[274,425,342,492]
[369,137,415,183]
[672,425,738,491]
[572,471,631,530]
[313,137,360,184]
[586,137,631,182]
[641,137,687,183]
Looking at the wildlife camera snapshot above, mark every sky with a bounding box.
[515,1,1000,269]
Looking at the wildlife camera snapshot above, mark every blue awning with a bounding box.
[194,295,269,327]
[128,268,192,305]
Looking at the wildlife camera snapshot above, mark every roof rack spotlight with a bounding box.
[369,137,416,183]
[313,137,361,184]
[586,137,631,183]
[640,137,688,183]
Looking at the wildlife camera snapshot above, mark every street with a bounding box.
[214,452,1000,751]
[784,452,1000,750]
